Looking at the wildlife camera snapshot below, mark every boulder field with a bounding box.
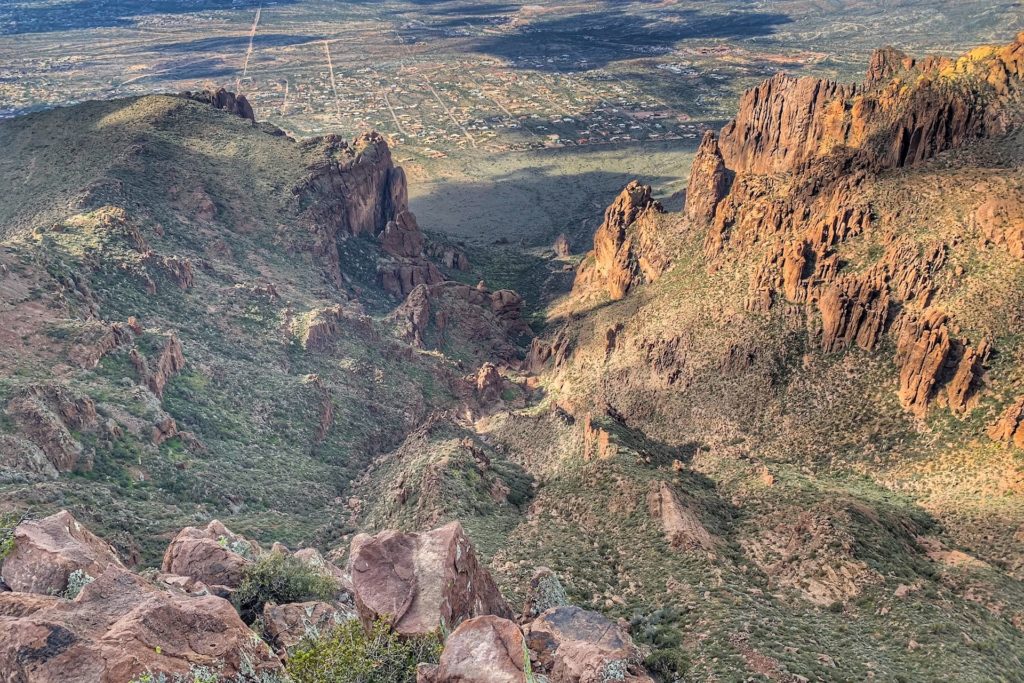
[0,511,653,682]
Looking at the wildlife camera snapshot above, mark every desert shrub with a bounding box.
[287,619,442,683]
[232,553,337,623]
[0,513,19,562]
[62,568,95,599]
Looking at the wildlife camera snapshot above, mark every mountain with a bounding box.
[1,32,1024,682]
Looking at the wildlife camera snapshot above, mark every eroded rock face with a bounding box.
[685,131,731,224]
[4,386,98,473]
[182,88,256,122]
[1,511,124,595]
[894,310,989,417]
[989,396,1024,448]
[349,521,512,636]
[296,133,425,289]
[262,601,351,655]
[573,181,669,301]
[525,606,653,683]
[0,566,280,682]
[129,333,185,399]
[972,191,1024,259]
[817,275,890,353]
[389,282,531,363]
[160,520,257,594]
[646,481,719,552]
[417,615,527,683]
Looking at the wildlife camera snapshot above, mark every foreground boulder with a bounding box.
[350,521,512,635]
[160,520,257,595]
[526,606,653,683]
[0,510,124,595]
[0,566,280,682]
[263,600,352,655]
[417,615,527,683]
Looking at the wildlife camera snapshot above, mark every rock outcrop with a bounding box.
[0,566,280,682]
[1,511,124,595]
[989,396,1024,448]
[646,481,720,553]
[573,181,668,301]
[182,88,256,123]
[294,132,436,291]
[685,131,731,224]
[349,521,512,636]
[417,615,528,683]
[525,606,653,683]
[160,520,257,595]
[389,281,531,362]
[130,333,185,398]
[4,386,98,473]
[262,601,350,655]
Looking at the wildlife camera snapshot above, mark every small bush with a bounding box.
[62,569,95,599]
[232,553,337,623]
[287,619,442,683]
[0,513,19,562]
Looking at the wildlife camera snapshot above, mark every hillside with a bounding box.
[1,32,1024,683]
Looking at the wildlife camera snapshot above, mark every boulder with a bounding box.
[0,566,280,682]
[160,520,256,593]
[417,615,527,683]
[646,481,719,552]
[1,510,124,595]
[349,521,512,636]
[554,233,572,257]
[262,601,351,655]
[521,566,569,622]
[525,606,653,683]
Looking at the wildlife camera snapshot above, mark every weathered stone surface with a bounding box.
[417,615,527,683]
[646,481,719,552]
[521,567,569,622]
[0,566,280,682]
[182,88,256,122]
[474,362,504,404]
[526,606,653,683]
[4,385,98,473]
[818,275,890,353]
[554,233,572,257]
[349,521,512,636]
[296,132,422,288]
[129,333,185,398]
[685,131,731,224]
[262,601,350,655]
[1,511,124,595]
[989,396,1024,448]
[972,192,1024,259]
[160,520,256,593]
[389,282,531,362]
[573,181,668,301]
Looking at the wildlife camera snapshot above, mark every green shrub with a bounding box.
[62,568,95,599]
[0,513,18,563]
[287,619,442,683]
[232,553,337,623]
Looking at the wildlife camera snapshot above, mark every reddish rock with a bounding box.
[521,567,569,622]
[817,275,890,353]
[526,606,653,683]
[417,615,527,683]
[646,481,719,552]
[0,566,280,682]
[262,601,351,655]
[972,193,1024,259]
[349,521,512,636]
[895,310,952,417]
[380,209,426,258]
[161,520,256,593]
[1,511,124,595]
[989,396,1024,448]
[866,46,916,86]
[475,363,504,404]
[573,181,668,301]
[130,334,185,398]
[4,386,98,473]
[685,131,731,224]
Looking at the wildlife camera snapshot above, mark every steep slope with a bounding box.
[490,32,1024,680]
[0,93,526,563]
